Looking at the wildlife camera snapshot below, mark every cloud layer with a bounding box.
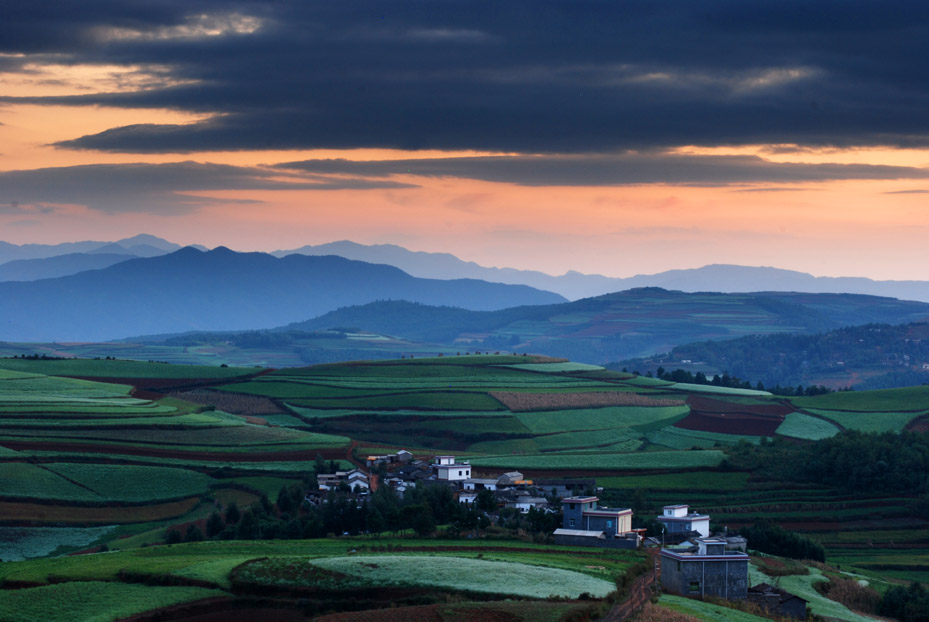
[2,1,928,154]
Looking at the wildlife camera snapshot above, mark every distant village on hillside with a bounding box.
[305,449,810,619]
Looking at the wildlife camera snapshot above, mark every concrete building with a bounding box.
[748,583,809,619]
[657,504,710,539]
[561,496,633,535]
[432,455,471,481]
[660,537,750,600]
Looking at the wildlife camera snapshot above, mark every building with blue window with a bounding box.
[553,496,640,548]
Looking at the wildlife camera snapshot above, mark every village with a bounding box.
[305,450,811,620]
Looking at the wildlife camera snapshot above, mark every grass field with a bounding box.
[801,408,926,432]
[469,449,726,470]
[0,357,255,379]
[0,582,226,622]
[775,412,841,439]
[791,385,929,412]
[646,426,763,449]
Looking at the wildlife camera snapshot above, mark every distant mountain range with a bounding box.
[0,247,565,342]
[0,235,208,281]
[283,289,929,362]
[276,241,929,303]
[4,235,929,305]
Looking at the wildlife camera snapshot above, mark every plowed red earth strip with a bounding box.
[0,440,347,462]
[675,394,792,436]
[674,411,783,436]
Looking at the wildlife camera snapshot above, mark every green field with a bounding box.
[0,357,255,379]
[775,412,841,439]
[791,385,929,411]
[801,407,925,432]
[646,426,763,449]
[469,449,726,470]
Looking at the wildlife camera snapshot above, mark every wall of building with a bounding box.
[661,555,748,600]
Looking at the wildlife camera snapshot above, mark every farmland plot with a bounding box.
[775,412,841,440]
[469,449,726,470]
[515,405,690,434]
[248,555,615,598]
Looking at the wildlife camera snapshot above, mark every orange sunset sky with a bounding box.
[2,2,928,280]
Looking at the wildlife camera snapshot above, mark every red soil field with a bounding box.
[686,395,793,416]
[674,395,792,436]
[674,411,783,436]
[0,497,199,525]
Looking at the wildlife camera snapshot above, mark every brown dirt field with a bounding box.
[491,390,684,412]
[0,440,347,461]
[316,604,444,622]
[0,497,199,525]
[167,389,285,417]
[906,414,929,432]
[674,411,783,436]
[317,604,520,622]
[686,395,793,416]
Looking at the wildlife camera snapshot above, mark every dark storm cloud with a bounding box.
[3,1,929,153]
[274,154,929,186]
[0,162,414,213]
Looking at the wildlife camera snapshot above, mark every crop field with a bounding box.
[646,426,763,449]
[469,449,726,471]
[491,390,684,411]
[799,407,926,432]
[668,383,772,397]
[287,555,615,598]
[502,362,605,372]
[514,405,690,434]
[0,581,225,622]
[597,471,751,490]
[0,357,255,379]
[775,412,841,439]
[791,385,929,411]
[0,526,116,562]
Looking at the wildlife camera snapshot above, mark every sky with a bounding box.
[1,1,928,280]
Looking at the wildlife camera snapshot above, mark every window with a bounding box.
[458,471,462,476]
[569,503,576,510]
[688,581,700,593]
[606,520,613,528]
[569,518,575,527]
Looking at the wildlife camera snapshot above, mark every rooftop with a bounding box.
[562,496,598,504]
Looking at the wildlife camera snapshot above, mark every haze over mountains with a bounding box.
[273,240,929,303]
[0,247,565,342]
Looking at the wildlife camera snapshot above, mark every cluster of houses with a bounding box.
[308,452,808,618]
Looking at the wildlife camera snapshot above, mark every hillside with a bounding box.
[0,247,565,342]
[285,289,929,363]
[617,322,929,390]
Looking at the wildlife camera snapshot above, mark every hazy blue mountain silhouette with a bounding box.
[0,253,137,282]
[276,241,929,303]
[0,247,565,342]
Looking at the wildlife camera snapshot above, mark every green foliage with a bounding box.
[741,520,826,562]
[0,526,116,562]
[879,581,929,622]
[727,430,929,493]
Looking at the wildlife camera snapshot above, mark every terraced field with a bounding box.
[0,538,638,620]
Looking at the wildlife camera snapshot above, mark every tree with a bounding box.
[235,509,261,539]
[225,501,241,525]
[164,528,182,544]
[184,524,205,542]
[205,511,225,538]
[476,488,496,513]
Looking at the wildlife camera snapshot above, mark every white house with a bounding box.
[657,504,710,538]
[432,455,471,481]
